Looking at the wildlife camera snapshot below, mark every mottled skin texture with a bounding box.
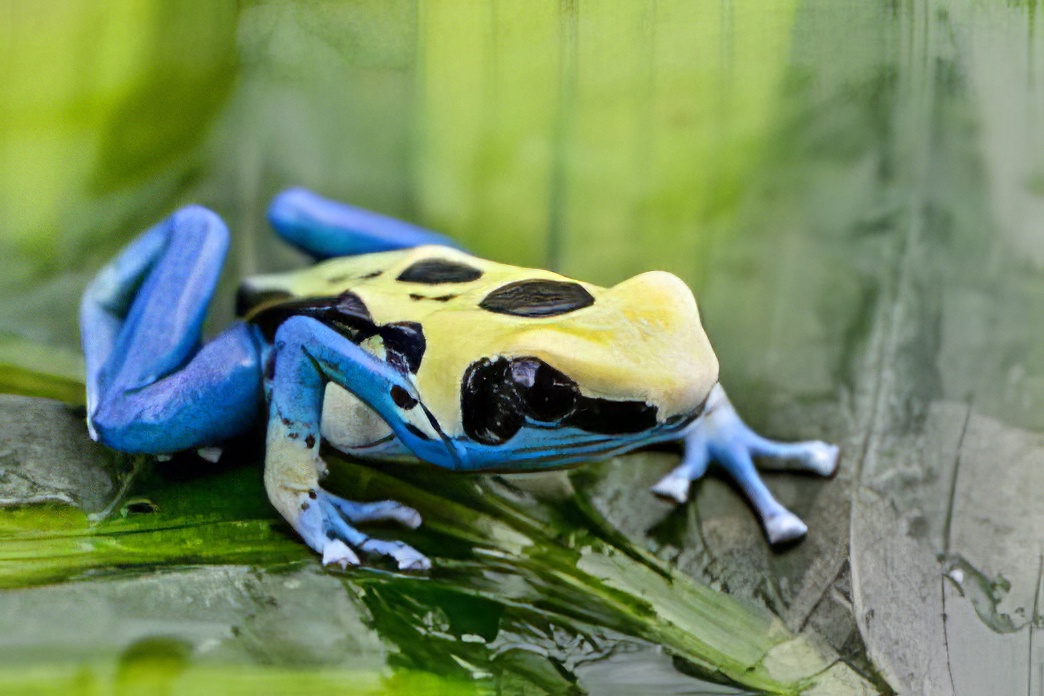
[80,188,839,570]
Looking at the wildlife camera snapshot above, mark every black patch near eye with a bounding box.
[516,359,579,422]
[461,358,528,445]
[479,280,594,317]
[461,357,579,445]
[461,356,662,445]
[565,398,658,435]
[379,322,426,374]
[397,259,483,284]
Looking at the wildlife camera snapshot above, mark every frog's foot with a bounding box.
[298,489,430,571]
[651,384,839,545]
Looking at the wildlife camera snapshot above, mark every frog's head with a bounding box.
[459,270,719,448]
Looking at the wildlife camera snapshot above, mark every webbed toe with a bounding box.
[312,489,430,571]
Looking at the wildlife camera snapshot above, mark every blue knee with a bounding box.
[89,324,265,454]
[268,187,460,258]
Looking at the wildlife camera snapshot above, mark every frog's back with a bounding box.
[236,245,603,340]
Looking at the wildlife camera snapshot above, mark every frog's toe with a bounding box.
[315,491,430,571]
[804,442,840,477]
[321,539,360,569]
[326,497,422,529]
[650,469,692,504]
[357,538,431,571]
[765,510,808,545]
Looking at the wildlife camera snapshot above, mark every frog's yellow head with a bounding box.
[448,268,719,446]
[511,271,716,412]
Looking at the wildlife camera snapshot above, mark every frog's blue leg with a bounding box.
[264,315,461,570]
[81,206,265,453]
[651,384,839,544]
[267,187,463,259]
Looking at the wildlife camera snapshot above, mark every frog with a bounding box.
[80,187,839,571]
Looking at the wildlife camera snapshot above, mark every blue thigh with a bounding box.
[82,205,265,452]
[267,188,463,259]
[90,323,265,453]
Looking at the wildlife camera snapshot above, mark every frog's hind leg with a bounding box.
[651,384,839,545]
[267,187,463,260]
[81,206,265,453]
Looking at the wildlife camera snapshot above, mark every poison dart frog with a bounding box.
[81,188,839,570]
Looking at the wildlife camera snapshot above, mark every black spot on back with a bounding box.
[397,259,483,284]
[479,280,594,317]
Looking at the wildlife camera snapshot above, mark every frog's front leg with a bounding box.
[264,316,457,570]
[651,385,839,544]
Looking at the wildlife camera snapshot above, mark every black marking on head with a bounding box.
[247,290,375,341]
[408,293,458,303]
[327,269,381,284]
[335,291,372,322]
[513,359,579,422]
[236,286,292,318]
[479,280,594,317]
[305,434,316,449]
[391,385,418,409]
[244,289,426,375]
[565,397,658,434]
[379,322,426,374]
[403,423,431,441]
[461,356,660,445]
[397,259,483,284]
[462,358,528,445]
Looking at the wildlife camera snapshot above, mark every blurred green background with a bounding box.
[1,1,1043,694]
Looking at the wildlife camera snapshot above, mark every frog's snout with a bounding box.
[607,271,720,419]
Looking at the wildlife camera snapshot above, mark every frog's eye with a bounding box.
[461,357,580,445]
[479,280,594,317]
[462,356,661,445]
[512,358,579,422]
[461,358,527,445]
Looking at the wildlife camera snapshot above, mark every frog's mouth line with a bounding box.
[467,385,714,466]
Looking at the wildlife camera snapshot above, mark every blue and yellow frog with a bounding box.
[81,189,838,570]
